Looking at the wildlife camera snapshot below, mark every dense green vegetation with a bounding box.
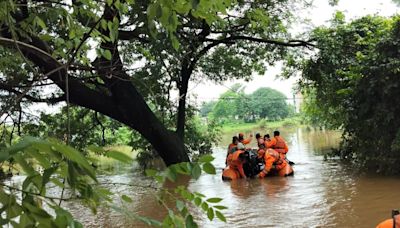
[0,0,314,226]
[200,84,295,123]
[296,14,400,174]
[0,0,312,167]
[1,0,399,226]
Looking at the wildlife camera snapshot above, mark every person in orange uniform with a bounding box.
[263,134,271,143]
[376,212,400,228]
[256,133,263,145]
[227,136,239,154]
[226,136,239,165]
[265,130,288,157]
[257,146,293,178]
[238,133,253,145]
[222,143,247,180]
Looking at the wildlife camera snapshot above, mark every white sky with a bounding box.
[188,0,399,103]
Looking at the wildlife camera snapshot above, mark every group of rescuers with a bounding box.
[223,130,293,180]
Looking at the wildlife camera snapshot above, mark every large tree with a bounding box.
[0,0,313,165]
[297,14,400,173]
[251,87,289,120]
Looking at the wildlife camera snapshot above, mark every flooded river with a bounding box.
[56,128,400,227]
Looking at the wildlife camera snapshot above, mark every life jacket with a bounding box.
[272,136,288,154]
[267,148,287,171]
[267,149,283,165]
[232,150,244,161]
[227,143,238,154]
[229,150,247,178]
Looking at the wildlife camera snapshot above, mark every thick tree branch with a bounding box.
[0,37,121,120]
[0,83,65,103]
[204,36,316,47]
[119,28,149,42]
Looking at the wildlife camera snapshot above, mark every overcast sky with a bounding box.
[188,0,399,103]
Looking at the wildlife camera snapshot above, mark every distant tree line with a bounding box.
[200,84,294,122]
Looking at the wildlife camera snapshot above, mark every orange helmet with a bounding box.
[239,133,244,137]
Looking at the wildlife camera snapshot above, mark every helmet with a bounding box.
[238,133,244,137]
[237,143,245,150]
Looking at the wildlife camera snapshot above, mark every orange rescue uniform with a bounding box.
[223,150,246,180]
[265,136,288,153]
[225,143,238,165]
[240,137,252,145]
[265,136,289,161]
[258,148,292,178]
[227,143,237,154]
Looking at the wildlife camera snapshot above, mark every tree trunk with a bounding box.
[176,77,189,141]
[0,37,190,166]
[106,79,190,165]
[176,67,191,141]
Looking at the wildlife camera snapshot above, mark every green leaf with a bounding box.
[14,154,36,176]
[180,189,194,201]
[191,164,201,179]
[176,200,185,212]
[201,202,209,211]
[202,163,216,174]
[6,204,23,219]
[121,195,133,203]
[22,202,52,218]
[50,178,65,188]
[53,144,96,180]
[194,192,205,198]
[30,150,51,169]
[19,213,34,227]
[35,16,47,29]
[215,210,227,222]
[166,168,177,182]
[207,208,214,221]
[171,34,180,50]
[185,215,197,228]
[198,155,214,163]
[214,205,228,210]
[106,150,132,163]
[206,197,223,203]
[194,197,201,206]
[41,167,57,192]
[103,50,112,60]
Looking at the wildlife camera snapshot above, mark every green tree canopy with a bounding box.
[207,85,290,122]
[250,87,289,120]
[297,14,400,173]
[0,0,313,165]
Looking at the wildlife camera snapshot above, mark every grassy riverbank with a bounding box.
[221,116,303,134]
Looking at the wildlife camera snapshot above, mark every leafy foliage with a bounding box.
[0,137,225,227]
[297,15,400,173]
[141,156,226,227]
[0,137,112,227]
[23,106,131,150]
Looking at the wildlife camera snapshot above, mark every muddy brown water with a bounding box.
[11,127,400,227]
